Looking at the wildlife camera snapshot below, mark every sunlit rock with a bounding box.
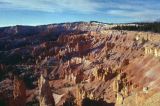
[38,75,55,106]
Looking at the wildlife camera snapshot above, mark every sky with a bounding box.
[0,0,160,27]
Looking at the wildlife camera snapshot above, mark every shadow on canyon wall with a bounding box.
[82,98,115,106]
[63,96,115,106]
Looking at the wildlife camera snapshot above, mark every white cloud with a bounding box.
[0,0,160,21]
[107,9,160,21]
[105,0,160,21]
[0,0,101,13]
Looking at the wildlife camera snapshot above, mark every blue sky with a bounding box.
[0,0,160,26]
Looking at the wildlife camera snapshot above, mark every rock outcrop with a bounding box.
[144,44,160,57]
[13,76,26,106]
[76,85,95,106]
[39,74,55,106]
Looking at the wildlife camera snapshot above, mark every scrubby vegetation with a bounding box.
[112,22,160,33]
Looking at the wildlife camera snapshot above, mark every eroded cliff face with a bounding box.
[50,30,160,106]
[1,22,160,106]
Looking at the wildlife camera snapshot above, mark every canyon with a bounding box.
[0,22,160,106]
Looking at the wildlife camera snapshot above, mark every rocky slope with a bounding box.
[0,22,160,106]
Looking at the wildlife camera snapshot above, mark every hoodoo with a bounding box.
[13,76,26,106]
[39,74,55,106]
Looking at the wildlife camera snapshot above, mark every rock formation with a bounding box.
[1,22,160,106]
[75,71,85,84]
[13,76,26,106]
[38,74,55,106]
[116,93,123,105]
[144,44,160,57]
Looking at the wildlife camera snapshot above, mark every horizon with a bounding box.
[0,0,160,27]
[1,21,160,28]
